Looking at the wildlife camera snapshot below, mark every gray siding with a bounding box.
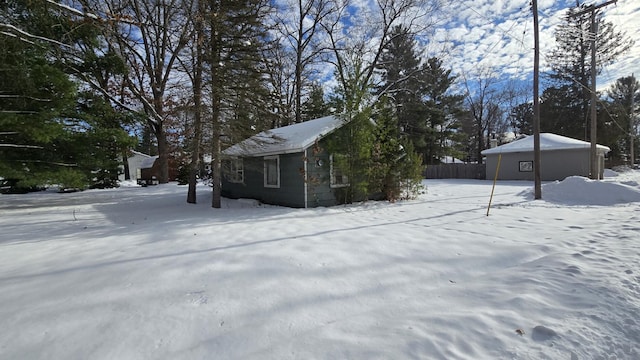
[303,142,340,207]
[221,153,307,208]
[221,157,261,200]
[221,132,351,208]
[485,149,597,181]
[263,152,306,207]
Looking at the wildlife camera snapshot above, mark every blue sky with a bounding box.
[430,0,639,91]
[281,0,638,99]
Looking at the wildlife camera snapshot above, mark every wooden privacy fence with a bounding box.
[424,164,486,179]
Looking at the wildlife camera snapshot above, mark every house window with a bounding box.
[519,160,533,172]
[264,155,280,188]
[330,154,349,188]
[225,158,244,183]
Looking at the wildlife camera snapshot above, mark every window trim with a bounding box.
[330,154,350,188]
[519,160,533,172]
[263,155,280,188]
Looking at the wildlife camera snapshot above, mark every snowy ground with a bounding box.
[1,171,640,360]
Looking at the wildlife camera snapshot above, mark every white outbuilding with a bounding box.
[118,151,154,182]
[481,133,610,181]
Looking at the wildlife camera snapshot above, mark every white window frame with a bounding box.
[264,155,280,188]
[226,158,244,183]
[330,154,350,188]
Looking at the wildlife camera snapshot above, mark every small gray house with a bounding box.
[221,115,353,208]
[481,133,610,181]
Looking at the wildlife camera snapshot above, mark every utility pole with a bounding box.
[532,0,541,199]
[572,0,617,180]
[631,73,635,166]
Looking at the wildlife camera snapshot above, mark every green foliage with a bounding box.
[377,26,465,165]
[326,110,375,203]
[301,83,332,121]
[544,4,634,140]
[539,85,585,140]
[509,102,534,136]
[0,35,134,191]
[601,75,640,164]
[326,98,423,204]
[0,29,76,191]
[420,57,466,164]
[369,100,424,201]
[0,1,139,192]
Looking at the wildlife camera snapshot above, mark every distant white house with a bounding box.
[481,133,610,181]
[119,151,154,182]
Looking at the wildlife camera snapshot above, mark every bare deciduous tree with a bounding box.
[92,0,195,183]
[275,0,337,124]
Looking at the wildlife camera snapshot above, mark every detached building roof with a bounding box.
[139,155,159,169]
[223,115,347,157]
[481,133,611,155]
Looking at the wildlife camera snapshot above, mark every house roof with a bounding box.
[130,150,153,158]
[139,155,159,169]
[481,133,611,155]
[223,115,348,157]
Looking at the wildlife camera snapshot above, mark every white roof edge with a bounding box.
[222,115,347,157]
[481,133,611,155]
[223,146,309,158]
[130,150,153,157]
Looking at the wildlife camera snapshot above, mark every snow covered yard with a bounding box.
[1,173,640,360]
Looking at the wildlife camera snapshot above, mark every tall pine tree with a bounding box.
[205,0,272,208]
[605,75,640,164]
[377,25,427,154]
[546,3,633,140]
[0,1,134,191]
[421,57,465,164]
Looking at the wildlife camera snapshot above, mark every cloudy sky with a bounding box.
[433,0,639,91]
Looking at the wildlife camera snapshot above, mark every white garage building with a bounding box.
[481,133,610,181]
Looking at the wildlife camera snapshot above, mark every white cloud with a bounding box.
[432,0,638,92]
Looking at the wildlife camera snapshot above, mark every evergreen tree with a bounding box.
[421,57,465,164]
[540,85,586,139]
[206,0,272,208]
[0,32,77,191]
[377,26,464,165]
[300,82,331,121]
[368,99,423,201]
[135,125,158,156]
[605,75,640,164]
[0,1,136,191]
[72,92,137,188]
[509,102,534,137]
[546,4,633,138]
[377,25,427,154]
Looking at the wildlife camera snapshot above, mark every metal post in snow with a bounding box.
[487,153,502,216]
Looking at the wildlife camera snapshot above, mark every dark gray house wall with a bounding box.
[485,149,600,181]
[222,153,307,208]
[221,136,350,208]
[303,139,344,207]
[221,115,358,208]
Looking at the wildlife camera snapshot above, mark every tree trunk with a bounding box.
[187,4,205,204]
[154,124,169,183]
[210,65,221,208]
[122,153,130,180]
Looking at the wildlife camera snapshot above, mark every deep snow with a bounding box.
[1,171,640,359]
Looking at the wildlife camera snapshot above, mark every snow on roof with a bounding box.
[440,156,465,164]
[481,133,611,155]
[139,155,158,169]
[223,115,348,157]
[130,150,153,158]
